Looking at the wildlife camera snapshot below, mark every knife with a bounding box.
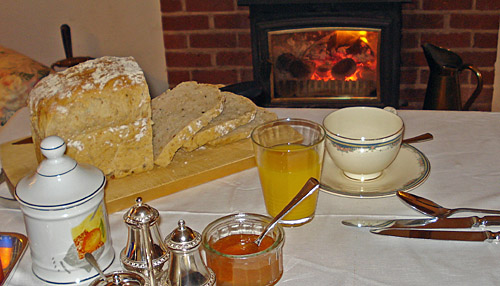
[370,228,500,242]
[12,137,33,145]
[342,216,500,229]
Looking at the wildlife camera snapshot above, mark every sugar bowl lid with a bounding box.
[15,136,106,210]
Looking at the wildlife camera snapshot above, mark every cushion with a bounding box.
[0,45,51,125]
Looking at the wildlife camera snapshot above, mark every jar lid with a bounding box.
[123,197,159,227]
[15,136,106,210]
[165,220,201,251]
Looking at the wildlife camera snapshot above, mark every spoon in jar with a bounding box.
[401,133,433,144]
[397,191,500,218]
[85,253,108,282]
[252,177,321,248]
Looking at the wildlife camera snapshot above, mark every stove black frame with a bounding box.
[238,0,410,108]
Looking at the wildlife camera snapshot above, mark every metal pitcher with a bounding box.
[422,43,483,111]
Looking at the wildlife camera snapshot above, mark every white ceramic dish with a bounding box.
[320,144,430,198]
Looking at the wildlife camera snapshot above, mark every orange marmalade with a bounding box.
[206,234,282,286]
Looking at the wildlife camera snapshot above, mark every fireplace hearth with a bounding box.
[238,0,410,108]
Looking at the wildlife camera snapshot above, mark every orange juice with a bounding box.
[257,144,321,224]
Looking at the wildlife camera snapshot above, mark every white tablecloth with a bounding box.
[2,107,500,285]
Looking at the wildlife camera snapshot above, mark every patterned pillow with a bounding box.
[0,45,51,125]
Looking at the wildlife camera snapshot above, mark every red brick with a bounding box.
[480,70,495,85]
[477,0,500,10]
[237,32,252,48]
[162,15,210,31]
[400,69,418,84]
[474,33,499,49]
[190,33,237,48]
[401,51,428,67]
[240,68,254,82]
[422,0,472,10]
[421,32,471,48]
[462,86,491,110]
[166,52,212,67]
[401,32,419,49]
[192,69,238,84]
[161,0,183,13]
[185,0,234,12]
[473,87,492,103]
[214,14,251,29]
[399,88,426,107]
[167,70,191,86]
[403,14,445,29]
[460,51,497,67]
[164,34,188,49]
[420,69,430,84]
[450,14,500,30]
[216,51,253,66]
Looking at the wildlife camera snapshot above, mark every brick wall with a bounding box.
[160,0,499,111]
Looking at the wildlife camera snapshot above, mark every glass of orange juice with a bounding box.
[251,118,325,226]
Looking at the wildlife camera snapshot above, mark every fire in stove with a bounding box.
[270,28,380,99]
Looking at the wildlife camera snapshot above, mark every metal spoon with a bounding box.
[254,177,321,246]
[85,253,108,281]
[397,191,500,218]
[402,133,433,144]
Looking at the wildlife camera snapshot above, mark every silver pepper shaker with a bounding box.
[164,220,216,286]
[121,197,170,286]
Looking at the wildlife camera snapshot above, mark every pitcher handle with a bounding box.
[461,64,483,111]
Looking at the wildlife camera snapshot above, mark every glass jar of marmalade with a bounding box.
[201,213,285,286]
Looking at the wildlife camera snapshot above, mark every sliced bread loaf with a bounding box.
[28,56,154,178]
[206,107,278,147]
[182,92,257,151]
[152,81,225,167]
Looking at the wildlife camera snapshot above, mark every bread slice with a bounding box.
[206,107,278,147]
[152,81,225,167]
[182,92,257,151]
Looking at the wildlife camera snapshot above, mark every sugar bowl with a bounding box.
[15,136,114,285]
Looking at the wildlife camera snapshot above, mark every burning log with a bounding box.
[276,53,296,72]
[288,59,315,79]
[331,58,357,79]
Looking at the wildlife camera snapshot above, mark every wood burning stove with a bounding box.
[238,0,409,108]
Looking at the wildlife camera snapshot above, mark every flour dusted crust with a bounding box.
[182,92,257,151]
[65,118,153,178]
[207,107,278,146]
[152,81,225,167]
[28,56,154,178]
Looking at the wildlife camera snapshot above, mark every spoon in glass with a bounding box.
[255,177,321,246]
[241,177,321,252]
[397,191,500,218]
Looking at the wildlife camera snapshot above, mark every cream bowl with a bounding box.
[323,106,404,181]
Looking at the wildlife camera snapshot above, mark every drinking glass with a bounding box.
[251,118,325,226]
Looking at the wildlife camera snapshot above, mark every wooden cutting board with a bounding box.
[0,138,256,213]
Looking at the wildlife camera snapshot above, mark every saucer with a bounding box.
[320,144,430,198]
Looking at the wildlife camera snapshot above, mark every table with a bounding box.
[2,107,500,285]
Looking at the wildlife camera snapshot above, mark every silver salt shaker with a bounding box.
[164,220,215,286]
[121,197,170,286]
